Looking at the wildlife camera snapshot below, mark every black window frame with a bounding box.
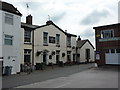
[43,32,48,45]
[24,28,31,43]
[49,36,55,43]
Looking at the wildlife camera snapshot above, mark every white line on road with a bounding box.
[54,82,71,88]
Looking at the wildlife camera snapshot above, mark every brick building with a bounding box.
[93,23,120,65]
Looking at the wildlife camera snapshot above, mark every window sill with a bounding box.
[56,45,60,47]
[43,44,48,46]
[67,46,71,48]
[24,42,32,45]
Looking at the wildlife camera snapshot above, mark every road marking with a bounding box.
[54,82,71,88]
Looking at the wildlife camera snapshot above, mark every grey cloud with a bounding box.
[81,28,94,38]
[80,9,109,25]
[52,12,66,23]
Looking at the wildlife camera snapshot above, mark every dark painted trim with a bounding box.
[93,23,120,29]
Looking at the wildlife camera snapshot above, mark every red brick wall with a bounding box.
[94,24,120,65]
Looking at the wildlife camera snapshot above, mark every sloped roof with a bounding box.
[77,39,95,49]
[36,20,77,37]
[21,22,39,29]
[0,1,22,16]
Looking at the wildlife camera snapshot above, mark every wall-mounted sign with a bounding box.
[96,34,100,37]
[96,54,100,60]
[96,51,99,54]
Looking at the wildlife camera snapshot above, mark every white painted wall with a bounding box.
[2,11,21,74]
[34,24,76,64]
[79,41,95,63]
[0,10,2,61]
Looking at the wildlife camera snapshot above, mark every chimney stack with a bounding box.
[46,20,53,25]
[78,35,81,41]
[65,30,67,33]
[26,15,32,24]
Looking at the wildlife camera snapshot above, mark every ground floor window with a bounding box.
[24,49,31,63]
[105,49,120,54]
[67,51,71,61]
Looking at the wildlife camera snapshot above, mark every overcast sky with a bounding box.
[3,0,119,46]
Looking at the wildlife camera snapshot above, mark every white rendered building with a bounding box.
[0,1,22,74]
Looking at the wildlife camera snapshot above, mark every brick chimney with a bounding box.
[26,15,32,24]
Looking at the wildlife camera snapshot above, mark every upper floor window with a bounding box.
[101,30,114,39]
[4,35,13,45]
[67,36,71,47]
[5,13,13,25]
[49,36,55,43]
[43,32,48,45]
[24,29,31,43]
[56,34,60,45]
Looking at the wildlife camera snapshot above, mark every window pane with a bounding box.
[67,36,71,47]
[105,49,109,53]
[101,30,114,39]
[24,30,31,43]
[56,50,60,54]
[5,39,12,45]
[5,13,13,25]
[56,34,60,45]
[116,49,120,53]
[43,32,48,45]
[49,36,55,43]
[4,35,13,45]
[111,49,115,53]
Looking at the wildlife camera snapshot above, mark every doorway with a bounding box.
[56,50,60,64]
[86,49,90,63]
[43,52,47,64]
[11,58,16,74]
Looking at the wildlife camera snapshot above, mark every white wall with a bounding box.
[34,24,68,64]
[0,10,2,61]
[79,41,95,63]
[2,11,21,74]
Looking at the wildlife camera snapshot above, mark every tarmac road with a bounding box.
[2,63,95,89]
[16,65,119,88]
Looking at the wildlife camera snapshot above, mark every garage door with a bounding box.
[105,49,120,65]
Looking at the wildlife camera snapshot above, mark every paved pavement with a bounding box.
[16,65,119,88]
[2,63,95,89]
